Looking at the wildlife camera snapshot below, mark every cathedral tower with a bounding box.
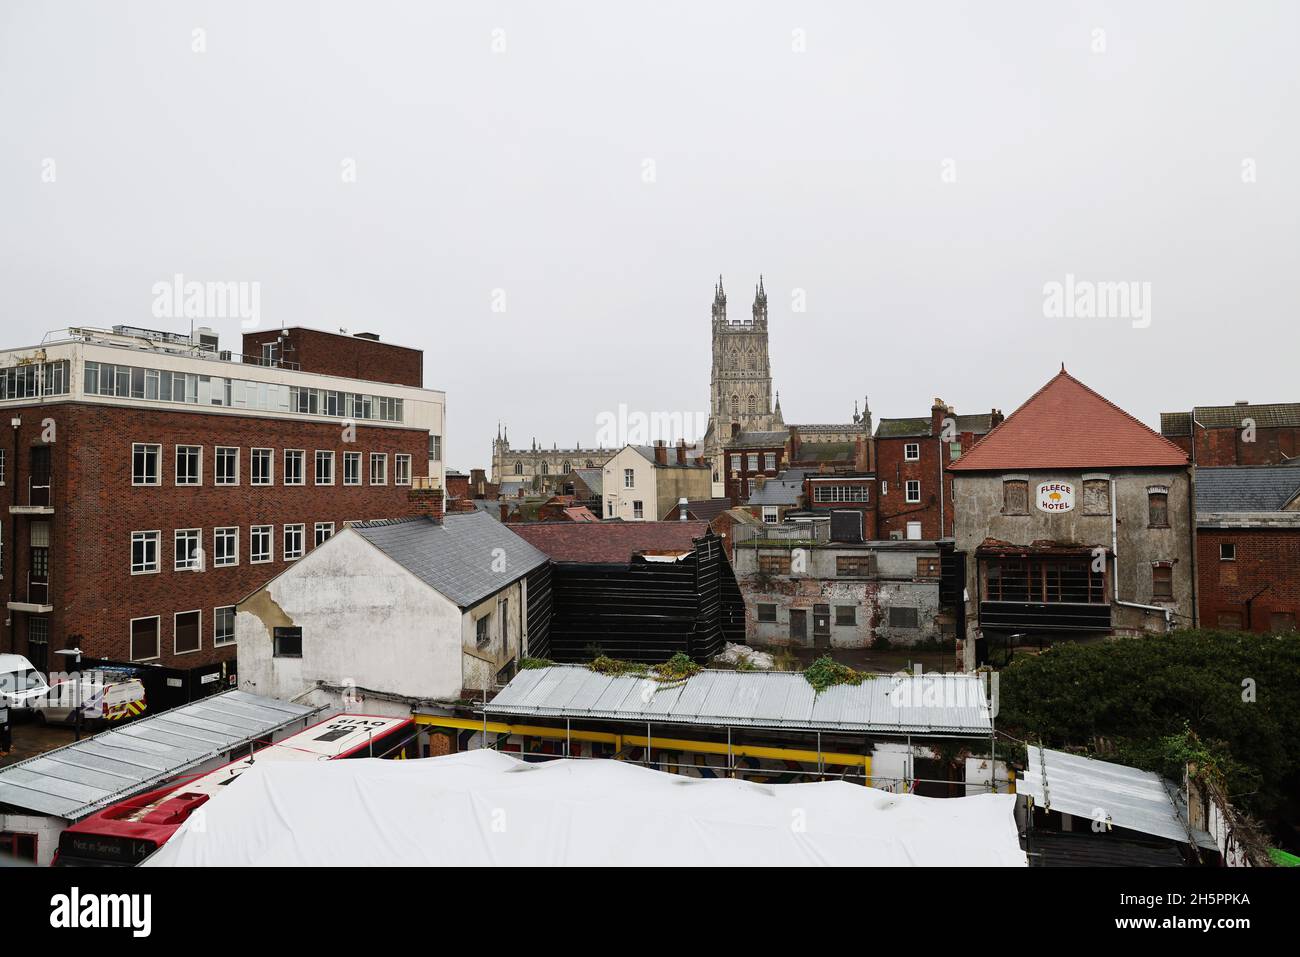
[703,275,783,459]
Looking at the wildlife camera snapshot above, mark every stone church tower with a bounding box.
[702,275,784,460]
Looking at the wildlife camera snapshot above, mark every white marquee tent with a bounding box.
[146,749,1026,867]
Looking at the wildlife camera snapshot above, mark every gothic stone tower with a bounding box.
[703,275,783,460]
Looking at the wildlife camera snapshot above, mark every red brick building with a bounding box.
[242,327,424,388]
[1161,401,1300,466]
[874,400,1001,540]
[720,430,787,504]
[1,325,445,680]
[1194,466,1300,633]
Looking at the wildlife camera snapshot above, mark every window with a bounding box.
[251,448,273,485]
[513,461,523,476]
[130,616,160,661]
[906,521,922,540]
[904,443,920,461]
[1148,488,1169,528]
[395,454,412,485]
[632,500,644,519]
[985,557,1105,604]
[284,450,305,485]
[429,434,441,461]
[174,529,202,571]
[1002,479,1028,515]
[273,626,302,658]
[812,484,869,503]
[215,446,239,485]
[132,443,161,486]
[1220,543,1236,561]
[1083,478,1110,515]
[836,555,875,577]
[344,451,361,485]
[917,557,941,578]
[214,527,238,566]
[606,501,615,518]
[284,524,304,560]
[315,450,335,485]
[369,453,387,485]
[729,454,740,473]
[889,606,919,629]
[949,442,962,461]
[1151,563,1173,599]
[173,445,202,485]
[757,604,777,622]
[747,454,758,471]
[764,452,776,471]
[476,614,491,649]
[762,506,779,524]
[214,605,236,646]
[174,610,201,655]
[131,531,159,574]
[314,522,334,546]
[251,525,272,563]
[624,468,635,489]
[905,480,921,503]
[758,554,792,575]
[0,449,5,485]
[835,605,856,626]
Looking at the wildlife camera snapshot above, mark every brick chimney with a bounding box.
[654,439,668,465]
[990,407,1005,428]
[499,502,510,522]
[408,486,444,523]
[931,398,949,437]
[676,439,687,465]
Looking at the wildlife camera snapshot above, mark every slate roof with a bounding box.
[747,469,810,506]
[724,430,788,450]
[1195,466,1300,512]
[353,513,549,607]
[669,499,733,522]
[570,467,603,495]
[877,414,999,438]
[949,370,1188,471]
[509,521,710,564]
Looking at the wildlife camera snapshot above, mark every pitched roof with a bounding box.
[948,370,1188,471]
[724,430,788,449]
[747,469,810,506]
[875,417,931,438]
[508,520,710,564]
[1195,466,1300,512]
[353,513,549,607]
[629,445,708,468]
[669,499,733,522]
[570,467,603,495]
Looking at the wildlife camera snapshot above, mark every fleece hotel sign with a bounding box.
[1036,481,1075,513]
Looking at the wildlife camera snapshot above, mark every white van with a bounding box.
[0,654,51,709]
[31,675,146,725]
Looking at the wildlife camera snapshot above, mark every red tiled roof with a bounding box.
[508,521,710,564]
[948,369,1188,471]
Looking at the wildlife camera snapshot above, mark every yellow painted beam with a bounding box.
[414,714,870,768]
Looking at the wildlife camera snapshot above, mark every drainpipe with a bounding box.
[8,416,19,653]
[1110,478,1173,630]
[1187,418,1202,629]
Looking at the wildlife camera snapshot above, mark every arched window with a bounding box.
[513,461,523,475]
[585,460,595,468]
[747,395,756,414]
[540,461,549,476]
[730,394,739,414]
[561,460,571,474]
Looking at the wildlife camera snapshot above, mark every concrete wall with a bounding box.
[236,529,464,703]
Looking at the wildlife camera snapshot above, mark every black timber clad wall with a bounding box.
[524,563,553,660]
[690,532,745,659]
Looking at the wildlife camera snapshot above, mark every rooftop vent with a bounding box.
[354,332,381,342]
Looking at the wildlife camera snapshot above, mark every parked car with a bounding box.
[0,654,50,710]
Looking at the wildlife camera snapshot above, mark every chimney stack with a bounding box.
[676,439,687,465]
[931,398,948,437]
[654,439,668,465]
[408,485,445,524]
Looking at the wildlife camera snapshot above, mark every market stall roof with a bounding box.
[0,691,320,821]
[1018,747,1215,848]
[145,749,1026,867]
[481,665,993,735]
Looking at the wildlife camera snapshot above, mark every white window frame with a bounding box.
[343,451,361,486]
[283,523,305,560]
[904,442,921,462]
[315,450,335,486]
[633,500,644,519]
[130,530,160,574]
[905,480,921,503]
[762,506,779,524]
[764,453,776,471]
[251,447,274,486]
[624,468,634,489]
[175,444,203,486]
[174,528,202,571]
[214,605,237,646]
[173,609,202,656]
[213,526,239,567]
[284,449,306,486]
[250,524,273,563]
[214,446,240,486]
[394,453,412,486]
[132,443,161,486]
[314,522,334,547]
[369,453,387,485]
[129,614,161,662]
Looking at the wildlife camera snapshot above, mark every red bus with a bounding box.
[53,713,415,866]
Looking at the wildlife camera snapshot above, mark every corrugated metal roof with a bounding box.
[0,691,320,821]
[484,665,992,734]
[1018,747,1213,847]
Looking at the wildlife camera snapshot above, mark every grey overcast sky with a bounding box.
[2,1,1297,471]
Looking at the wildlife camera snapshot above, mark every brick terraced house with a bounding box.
[0,324,445,682]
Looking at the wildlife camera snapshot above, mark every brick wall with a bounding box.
[2,401,428,672]
[1196,527,1300,632]
[242,328,423,388]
